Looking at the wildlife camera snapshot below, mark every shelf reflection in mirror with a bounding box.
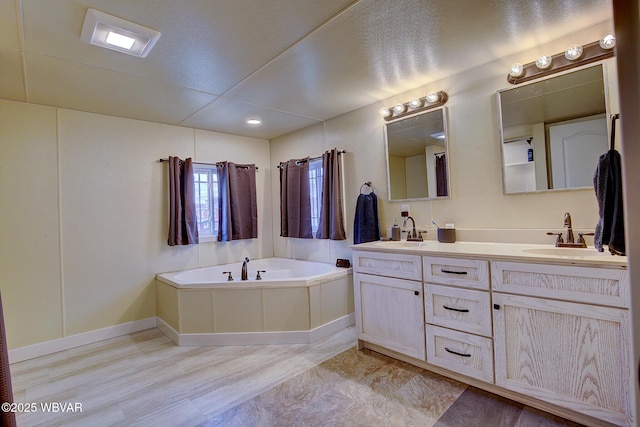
[385,106,450,201]
[498,64,610,194]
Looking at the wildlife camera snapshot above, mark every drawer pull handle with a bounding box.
[443,305,469,313]
[441,269,468,275]
[445,347,471,358]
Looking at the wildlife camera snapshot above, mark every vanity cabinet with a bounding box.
[353,251,425,360]
[352,243,632,426]
[492,261,632,426]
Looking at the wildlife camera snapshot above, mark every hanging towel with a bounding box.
[353,192,381,244]
[593,115,625,255]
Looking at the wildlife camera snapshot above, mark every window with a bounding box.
[193,165,219,238]
[308,158,323,235]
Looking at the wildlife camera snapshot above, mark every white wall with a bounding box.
[270,21,617,260]
[0,102,272,348]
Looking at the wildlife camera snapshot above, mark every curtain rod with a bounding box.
[434,152,446,157]
[159,158,258,170]
[276,149,346,169]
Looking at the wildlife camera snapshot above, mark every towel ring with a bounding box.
[360,181,373,194]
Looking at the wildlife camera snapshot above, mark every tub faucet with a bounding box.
[563,212,574,244]
[241,257,250,281]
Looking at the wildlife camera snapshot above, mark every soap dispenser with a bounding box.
[391,218,401,241]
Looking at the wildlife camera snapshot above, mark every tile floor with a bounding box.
[10,327,586,426]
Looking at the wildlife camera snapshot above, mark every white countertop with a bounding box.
[351,240,627,268]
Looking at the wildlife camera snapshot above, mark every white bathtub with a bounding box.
[156,257,350,288]
[155,257,354,346]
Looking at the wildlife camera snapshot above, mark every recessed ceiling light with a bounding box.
[247,119,261,125]
[80,8,161,58]
[105,32,135,49]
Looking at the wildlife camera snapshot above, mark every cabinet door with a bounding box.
[354,273,425,360]
[493,293,632,426]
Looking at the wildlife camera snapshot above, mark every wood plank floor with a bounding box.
[10,327,585,426]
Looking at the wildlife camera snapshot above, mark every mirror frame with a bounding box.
[496,63,612,195]
[384,106,451,201]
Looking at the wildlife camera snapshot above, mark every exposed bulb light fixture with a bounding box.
[564,44,584,61]
[535,55,552,69]
[507,37,615,85]
[425,92,442,103]
[509,63,525,78]
[393,104,406,114]
[247,119,261,125]
[380,107,392,118]
[599,33,615,50]
[408,98,423,109]
[80,8,161,58]
[379,91,448,121]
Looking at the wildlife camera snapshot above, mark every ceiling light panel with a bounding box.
[80,9,161,58]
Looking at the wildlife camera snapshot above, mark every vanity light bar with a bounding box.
[380,91,448,121]
[507,34,615,85]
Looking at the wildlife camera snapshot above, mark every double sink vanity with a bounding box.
[352,240,631,427]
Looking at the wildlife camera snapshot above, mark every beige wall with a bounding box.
[0,102,272,348]
[271,21,617,262]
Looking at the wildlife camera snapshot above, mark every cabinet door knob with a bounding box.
[493,304,501,310]
[414,290,420,296]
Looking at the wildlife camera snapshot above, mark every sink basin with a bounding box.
[522,247,604,257]
[373,241,425,249]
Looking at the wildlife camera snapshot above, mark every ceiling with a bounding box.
[0,0,612,140]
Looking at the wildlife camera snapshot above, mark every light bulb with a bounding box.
[408,98,423,109]
[509,63,525,78]
[535,55,552,69]
[380,107,391,117]
[393,104,406,114]
[426,92,440,103]
[599,34,615,50]
[565,45,583,61]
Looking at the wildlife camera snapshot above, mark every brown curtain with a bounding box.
[167,156,199,246]
[436,153,448,197]
[280,158,313,239]
[216,162,258,241]
[316,149,346,240]
[0,292,17,427]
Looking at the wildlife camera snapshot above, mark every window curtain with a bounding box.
[0,291,17,427]
[316,148,346,240]
[216,162,258,241]
[168,156,199,246]
[280,158,313,239]
[436,154,448,197]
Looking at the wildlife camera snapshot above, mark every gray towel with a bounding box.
[593,149,625,255]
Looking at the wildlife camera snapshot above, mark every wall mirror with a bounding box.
[498,64,610,194]
[385,107,450,201]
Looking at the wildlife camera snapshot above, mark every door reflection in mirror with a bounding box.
[498,64,610,194]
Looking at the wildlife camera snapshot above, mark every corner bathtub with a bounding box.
[155,257,354,346]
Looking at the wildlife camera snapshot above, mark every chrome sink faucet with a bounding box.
[241,257,250,281]
[563,212,574,244]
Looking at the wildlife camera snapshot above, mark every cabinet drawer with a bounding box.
[491,261,629,308]
[425,284,491,337]
[426,325,493,383]
[423,256,489,290]
[353,250,422,281]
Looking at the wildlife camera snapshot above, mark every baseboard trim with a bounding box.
[157,313,355,347]
[8,317,157,363]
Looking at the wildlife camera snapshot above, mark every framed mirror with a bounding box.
[497,64,610,194]
[384,107,450,201]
